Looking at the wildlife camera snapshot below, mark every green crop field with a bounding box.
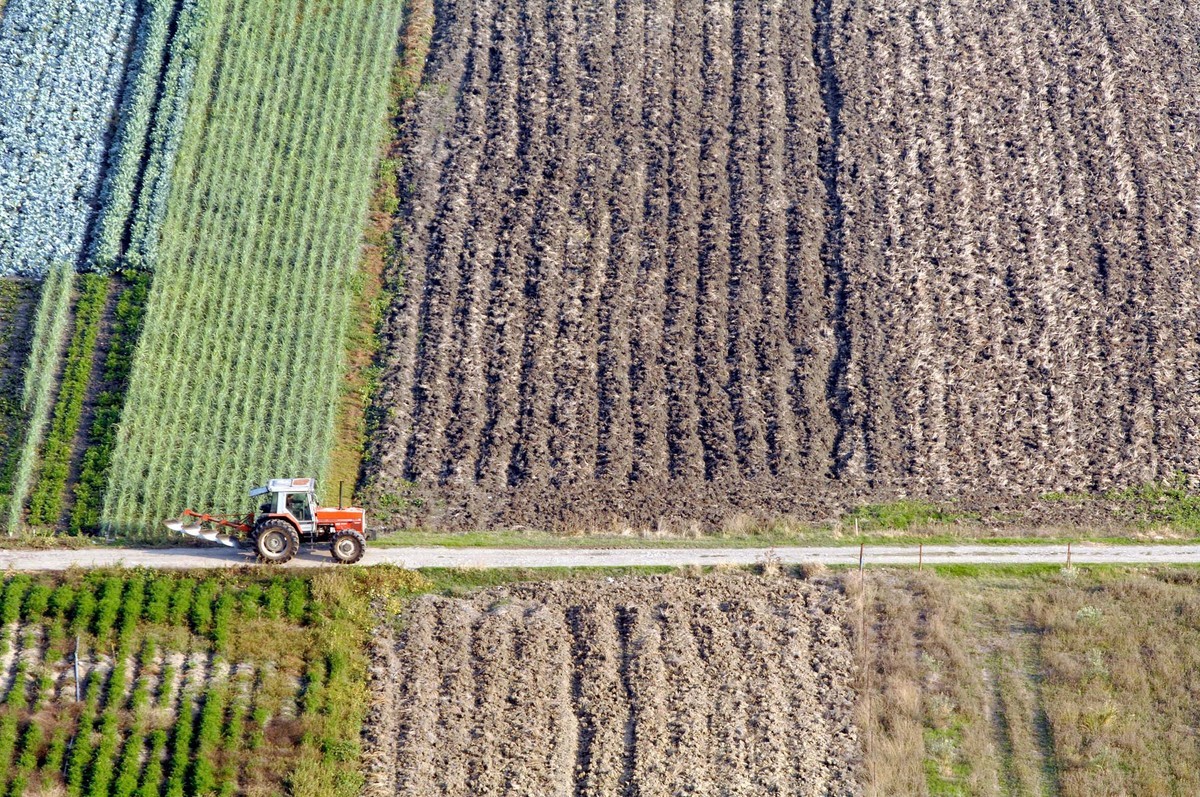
[0,566,427,797]
[102,0,401,534]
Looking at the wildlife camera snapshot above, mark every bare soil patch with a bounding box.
[369,574,861,796]
[369,0,1200,531]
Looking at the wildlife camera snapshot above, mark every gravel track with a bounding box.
[365,575,861,796]
[3,543,1200,570]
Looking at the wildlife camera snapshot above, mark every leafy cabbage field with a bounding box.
[0,1,138,276]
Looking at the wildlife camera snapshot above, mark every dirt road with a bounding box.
[3,543,1199,570]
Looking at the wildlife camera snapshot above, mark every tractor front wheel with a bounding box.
[256,519,300,564]
[330,530,365,564]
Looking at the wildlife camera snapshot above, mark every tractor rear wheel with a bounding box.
[256,519,300,564]
[330,530,365,564]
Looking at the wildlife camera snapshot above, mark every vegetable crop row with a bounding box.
[27,275,108,526]
[89,0,179,273]
[71,273,150,534]
[123,0,207,273]
[0,573,311,646]
[4,263,74,533]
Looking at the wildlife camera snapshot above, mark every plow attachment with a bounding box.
[164,510,249,548]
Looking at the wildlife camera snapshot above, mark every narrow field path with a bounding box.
[3,543,1200,570]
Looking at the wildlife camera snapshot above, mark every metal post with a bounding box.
[859,542,865,578]
[338,481,344,510]
[73,636,81,702]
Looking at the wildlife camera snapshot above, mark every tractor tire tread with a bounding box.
[330,529,366,564]
[255,519,300,564]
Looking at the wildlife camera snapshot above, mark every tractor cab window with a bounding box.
[285,492,313,521]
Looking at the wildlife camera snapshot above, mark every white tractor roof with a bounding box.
[249,477,316,496]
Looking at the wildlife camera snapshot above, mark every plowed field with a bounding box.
[365,575,860,796]
[370,0,1200,530]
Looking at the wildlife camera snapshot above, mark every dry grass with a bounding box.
[854,567,1200,796]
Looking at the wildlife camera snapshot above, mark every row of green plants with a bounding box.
[122,0,206,273]
[71,272,151,534]
[4,262,75,533]
[26,275,108,526]
[89,0,177,272]
[101,0,405,535]
[90,0,206,274]
[0,568,422,797]
[0,572,310,654]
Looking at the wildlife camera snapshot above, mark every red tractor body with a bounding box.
[166,477,368,564]
[313,505,366,534]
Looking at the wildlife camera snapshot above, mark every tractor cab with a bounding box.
[251,478,318,535]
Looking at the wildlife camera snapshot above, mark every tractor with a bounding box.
[164,477,368,564]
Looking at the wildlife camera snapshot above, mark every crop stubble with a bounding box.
[367,575,860,796]
[372,0,1200,528]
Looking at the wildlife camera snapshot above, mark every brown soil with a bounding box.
[366,574,861,796]
[367,0,1200,531]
